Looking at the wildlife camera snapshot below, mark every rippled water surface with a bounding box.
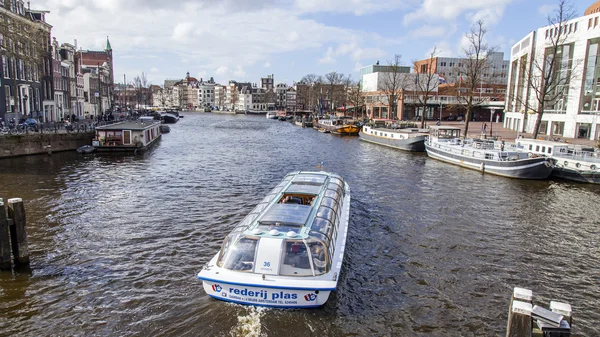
[1,113,599,336]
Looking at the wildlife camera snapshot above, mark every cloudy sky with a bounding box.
[34,0,583,86]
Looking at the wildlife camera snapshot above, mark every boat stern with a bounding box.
[199,278,331,308]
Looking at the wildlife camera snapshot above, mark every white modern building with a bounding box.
[505,1,600,140]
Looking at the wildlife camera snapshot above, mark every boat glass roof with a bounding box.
[259,204,312,226]
[292,174,327,185]
[284,184,322,195]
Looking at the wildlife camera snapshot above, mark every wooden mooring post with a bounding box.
[506,287,573,337]
[0,198,11,269]
[506,287,533,337]
[0,197,30,269]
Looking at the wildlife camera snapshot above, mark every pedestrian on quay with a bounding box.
[483,123,487,132]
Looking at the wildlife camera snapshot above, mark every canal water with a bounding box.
[1,113,599,336]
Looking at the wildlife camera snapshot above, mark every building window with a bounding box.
[581,38,600,113]
[5,85,12,112]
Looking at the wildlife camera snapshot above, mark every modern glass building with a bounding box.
[504,1,600,140]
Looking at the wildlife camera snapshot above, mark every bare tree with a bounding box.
[324,71,344,114]
[455,20,497,137]
[380,54,404,119]
[300,74,318,111]
[347,79,365,119]
[520,0,578,138]
[413,46,441,128]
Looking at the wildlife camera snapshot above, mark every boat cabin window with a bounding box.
[237,213,260,228]
[321,197,339,215]
[311,217,334,242]
[325,189,341,201]
[432,128,461,139]
[327,183,344,198]
[280,240,312,276]
[218,235,258,272]
[307,240,330,275]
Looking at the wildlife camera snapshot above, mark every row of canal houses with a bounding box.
[0,0,115,124]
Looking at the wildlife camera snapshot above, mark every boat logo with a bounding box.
[304,293,317,302]
[212,284,222,292]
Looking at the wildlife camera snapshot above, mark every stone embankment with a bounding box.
[0,132,94,159]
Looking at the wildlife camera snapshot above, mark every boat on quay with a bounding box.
[425,126,553,179]
[197,171,350,308]
[92,120,162,152]
[515,138,600,184]
[359,124,428,152]
[314,117,360,136]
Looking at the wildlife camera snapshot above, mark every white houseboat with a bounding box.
[93,120,162,152]
[360,125,428,152]
[516,138,600,184]
[266,111,278,119]
[425,126,553,179]
[197,171,350,308]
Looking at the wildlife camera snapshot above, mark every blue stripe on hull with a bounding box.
[198,276,337,291]
[208,295,323,308]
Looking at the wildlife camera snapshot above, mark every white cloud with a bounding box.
[403,0,513,26]
[264,62,271,68]
[233,66,246,77]
[319,47,336,64]
[319,41,386,65]
[294,0,408,16]
[150,67,159,73]
[36,1,372,82]
[215,66,229,75]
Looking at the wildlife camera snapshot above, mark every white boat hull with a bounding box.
[201,280,331,308]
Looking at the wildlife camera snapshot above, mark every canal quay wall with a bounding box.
[0,132,94,159]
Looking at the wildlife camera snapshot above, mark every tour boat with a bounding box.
[314,118,359,135]
[359,125,428,152]
[425,126,553,179]
[197,171,350,308]
[93,120,162,152]
[266,111,278,119]
[516,138,600,184]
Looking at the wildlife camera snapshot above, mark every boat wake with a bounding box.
[229,306,268,337]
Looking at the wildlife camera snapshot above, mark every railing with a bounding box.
[0,121,106,136]
[554,149,600,163]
